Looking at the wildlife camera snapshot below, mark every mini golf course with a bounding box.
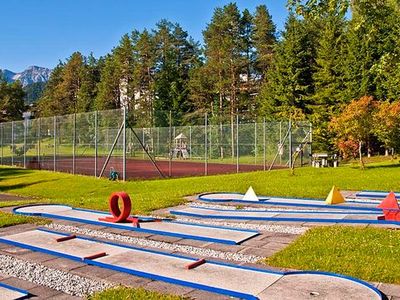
[0,282,28,300]
[1,188,399,299]
[0,228,384,300]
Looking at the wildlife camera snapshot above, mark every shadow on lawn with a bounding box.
[0,179,59,193]
[0,167,34,181]
[363,163,400,170]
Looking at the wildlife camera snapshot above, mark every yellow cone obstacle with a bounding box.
[325,186,345,205]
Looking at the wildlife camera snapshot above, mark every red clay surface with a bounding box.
[18,156,285,179]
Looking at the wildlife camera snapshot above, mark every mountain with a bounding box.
[1,66,52,87]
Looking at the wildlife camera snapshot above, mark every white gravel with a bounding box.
[0,254,113,297]
[175,217,308,235]
[190,202,317,212]
[45,223,264,263]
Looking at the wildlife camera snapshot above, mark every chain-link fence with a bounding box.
[0,108,312,180]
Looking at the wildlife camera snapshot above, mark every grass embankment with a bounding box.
[1,161,400,213]
[267,226,400,284]
[87,287,187,300]
[0,211,49,228]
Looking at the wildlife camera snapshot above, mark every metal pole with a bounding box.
[73,113,76,174]
[0,123,3,165]
[263,118,266,171]
[254,121,257,165]
[236,115,239,173]
[98,122,124,178]
[122,107,126,181]
[205,113,208,175]
[279,121,282,165]
[11,121,14,166]
[189,126,192,159]
[38,118,41,167]
[23,119,27,168]
[142,128,145,159]
[309,122,313,163]
[54,116,56,171]
[289,119,292,168]
[169,111,172,177]
[94,111,98,177]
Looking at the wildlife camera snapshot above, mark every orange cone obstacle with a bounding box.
[325,186,345,205]
[377,191,400,221]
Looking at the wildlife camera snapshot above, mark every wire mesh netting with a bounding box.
[0,109,312,180]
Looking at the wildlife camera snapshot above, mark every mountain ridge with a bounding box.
[1,66,51,87]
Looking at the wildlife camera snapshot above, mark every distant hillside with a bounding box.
[1,66,52,87]
[23,82,47,104]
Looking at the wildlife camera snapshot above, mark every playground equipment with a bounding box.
[0,282,28,300]
[0,229,384,299]
[172,133,189,159]
[13,192,259,245]
[377,192,400,222]
[325,186,345,205]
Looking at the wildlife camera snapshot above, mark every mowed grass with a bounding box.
[266,226,400,284]
[0,211,50,228]
[1,161,400,213]
[87,287,187,300]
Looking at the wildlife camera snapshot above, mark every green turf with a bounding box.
[0,161,400,213]
[266,226,400,284]
[87,286,187,300]
[0,211,50,228]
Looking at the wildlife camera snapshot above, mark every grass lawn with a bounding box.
[266,226,400,284]
[0,160,400,213]
[0,211,50,228]
[87,286,187,300]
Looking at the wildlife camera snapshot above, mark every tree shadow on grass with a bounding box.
[363,163,400,170]
[0,167,34,180]
[0,179,60,193]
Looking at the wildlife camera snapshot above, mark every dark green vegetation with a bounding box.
[267,226,400,284]
[87,287,187,300]
[0,75,25,122]
[1,160,400,213]
[0,211,49,228]
[24,82,46,104]
[30,0,400,154]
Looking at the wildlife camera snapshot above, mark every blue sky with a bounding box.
[1,0,288,71]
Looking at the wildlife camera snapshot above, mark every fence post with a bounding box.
[289,119,292,168]
[142,128,145,159]
[205,113,208,176]
[189,126,192,160]
[236,115,239,173]
[23,119,27,168]
[254,121,257,165]
[53,116,56,171]
[38,118,41,167]
[263,118,266,171]
[0,123,3,165]
[11,121,14,166]
[94,111,98,177]
[73,113,76,174]
[122,107,126,181]
[309,122,313,162]
[279,121,282,165]
[168,110,172,177]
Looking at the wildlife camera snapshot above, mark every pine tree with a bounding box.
[259,15,315,120]
[252,5,276,79]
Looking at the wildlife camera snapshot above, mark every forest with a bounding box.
[1,0,400,157]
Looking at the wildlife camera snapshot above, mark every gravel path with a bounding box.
[175,217,308,235]
[45,223,264,263]
[0,254,113,297]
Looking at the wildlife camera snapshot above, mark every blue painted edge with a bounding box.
[189,205,382,215]
[0,229,383,300]
[13,205,259,245]
[284,271,383,299]
[0,282,29,299]
[170,210,400,226]
[198,192,382,211]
